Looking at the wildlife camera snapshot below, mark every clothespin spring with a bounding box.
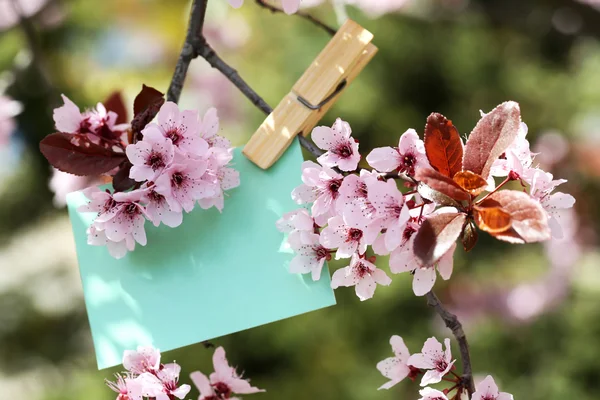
[296,79,347,111]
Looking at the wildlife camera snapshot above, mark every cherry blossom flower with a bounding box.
[123,345,161,375]
[190,346,265,400]
[320,216,378,259]
[367,179,410,252]
[53,94,84,134]
[156,363,192,400]
[197,147,240,212]
[330,253,392,301]
[418,387,449,400]
[472,375,513,400]
[366,129,429,176]
[228,0,300,14]
[390,238,456,296]
[288,231,331,281]
[312,118,360,171]
[199,107,231,149]
[105,373,143,400]
[490,122,535,182]
[142,186,183,228]
[150,101,208,156]
[376,335,411,390]
[292,160,344,220]
[87,225,135,259]
[127,127,175,181]
[407,337,455,386]
[154,159,214,213]
[79,186,118,216]
[276,208,315,233]
[94,190,148,246]
[529,168,576,239]
[336,170,381,228]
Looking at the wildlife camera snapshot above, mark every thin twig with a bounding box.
[426,291,475,396]
[255,0,337,36]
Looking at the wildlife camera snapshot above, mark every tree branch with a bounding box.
[426,291,475,397]
[255,0,337,36]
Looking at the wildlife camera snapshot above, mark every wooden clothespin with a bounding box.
[243,20,378,169]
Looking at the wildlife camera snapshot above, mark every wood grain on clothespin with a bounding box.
[243,20,378,169]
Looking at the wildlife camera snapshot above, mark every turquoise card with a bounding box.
[67,139,336,369]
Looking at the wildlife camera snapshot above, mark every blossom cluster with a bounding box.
[45,90,239,259]
[105,345,264,400]
[277,102,575,300]
[377,335,513,400]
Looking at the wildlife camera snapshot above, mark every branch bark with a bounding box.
[255,0,337,36]
[426,291,475,397]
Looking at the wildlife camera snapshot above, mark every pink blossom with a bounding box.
[418,387,449,400]
[490,122,535,182]
[472,375,513,400]
[366,129,428,176]
[377,335,411,390]
[390,238,455,296]
[127,126,175,181]
[336,171,380,227]
[123,345,161,375]
[154,159,214,213]
[87,225,135,259]
[529,169,576,239]
[199,107,231,149]
[105,373,143,400]
[191,346,265,400]
[407,337,455,386]
[312,118,360,171]
[330,253,392,301]
[156,363,192,400]
[367,179,410,252]
[53,94,84,133]
[288,231,331,281]
[142,186,183,228]
[276,208,315,233]
[197,148,240,212]
[152,101,208,156]
[292,161,344,220]
[94,190,148,246]
[320,216,378,259]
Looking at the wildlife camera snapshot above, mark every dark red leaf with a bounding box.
[103,91,128,125]
[417,182,462,208]
[415,168,470,202]
[479,190,551,243]
[453,170,488,196]
[462,101,521,180]
[414,212,466,265]
[461,218,478,252]
[112,161,136,192]
[133,84,164,117]
[424,113,463,178]
[39,132,126,176]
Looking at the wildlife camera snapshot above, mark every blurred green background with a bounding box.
[0,0,599,399]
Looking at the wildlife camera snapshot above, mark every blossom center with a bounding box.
[315,246,331,261]
[103,197,117,213]
[334,143,352,158]
[434,358,448,372]
[167,130,181,145]
[212,381,232,398]
[125,203,139,216]
[172,172,185,187]
[355,262,371,278]
[148,152,165,170]
[347,228,363,242]
[328,179,343,196]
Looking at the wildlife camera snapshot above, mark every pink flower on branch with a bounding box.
[288,231,331,281]
[142,186,183,228]
[190,346,265,400]
[150,101,208,157]
[127,126,175,182]
[472,375,513,400]
[320,215,378,259]
[154,159,214,213]
[367,179,411,252]
[331,253,391,301]
[407,337,455,386]
[367,128,429,176]
[418,387,449,400]
[123,345,161,375]
[311,118,360,171]
[376,335,412,390]
[292,160,343,220]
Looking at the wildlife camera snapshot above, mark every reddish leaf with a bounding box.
[415,168,470,202]
[461,218,478,252]
[40,132,126,176]
[462,101,521,180]
[474,205,512,233]
[453,170,488,196]
[112,161,136,192]
[133,84,164,117]
[414,212,466,265]
[424,113,463,178]
[480,190,551,243]
[417,182,462,209]
[103,91,128,125]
